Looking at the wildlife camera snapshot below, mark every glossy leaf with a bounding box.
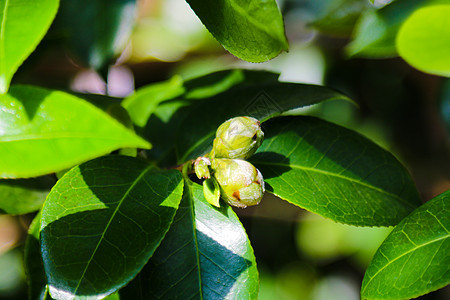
[396,5,450,77]
[250,116,421,226]
[0,0,59,94]
[361,190,450,299]
[120,179,258,299]
[203,177,220,207]
[24,211,48,300]
[55,0,136,70]
[346,0,428,58]
[0,85,150,178]
[0,176,55,215]
[186,0,288,62]
[40,156,184,299]
[175,81,351,163]
[137,70,280,166]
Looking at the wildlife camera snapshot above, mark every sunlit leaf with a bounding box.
[361,190,450,299]
[250,116,421,226]
[396,5,450,77]
[0,85,150,178]
[40,156,183,299]
[0,0,59,94]
[120,179,258,299]
[186,0,288,62]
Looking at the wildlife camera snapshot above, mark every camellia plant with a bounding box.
[0,0,449,300]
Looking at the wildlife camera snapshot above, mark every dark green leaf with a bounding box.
[361,190,450,299]
[55,0,136,70]
[0,0,59,94]
[396,5,450,77]
[250,116,421,226]
[0,176,55,215]
[40,156,184,299]
[120,179,258,299]
[175,81,351,163]
[138,70,280,166]
[311,0,370,36]
[24,211,48,300]
[0,85,150,178]
[186,0,288,62]
[346,0,429,58]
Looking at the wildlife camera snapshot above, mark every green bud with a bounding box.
[212,116,264,159]
[212,158,265,208]
[194,157,211,179]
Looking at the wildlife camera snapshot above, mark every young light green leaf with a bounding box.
[203,177,220,207]
[55,0,136,70]
[186,0,288,62]
[122,75,185,127]
[0,85,150,179]
[0,176,55,215]
[361,190,450,299]
[346,0,427,58]
[175,81,351,163]
[40,156,184,300]
[120,179,258,299]
[396,5,450,77]
[0,0,59,94]
[250,116,421,227]
[24,211,48,300]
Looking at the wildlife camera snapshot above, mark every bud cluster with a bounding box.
[193,116,265,208]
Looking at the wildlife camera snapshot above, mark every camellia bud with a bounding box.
[194,157,211,179]
[212,158,265,208]
[212,116,264,160]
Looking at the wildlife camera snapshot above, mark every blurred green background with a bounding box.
[1,0,449,299]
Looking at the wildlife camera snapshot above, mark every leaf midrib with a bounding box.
[361,233,449,296]
[73,165,153,295]
[185,180,204,300]
[0,132,140,142]
[253,160,417,209]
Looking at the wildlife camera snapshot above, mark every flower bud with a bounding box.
[212,158,265,208]
[212,116,264,159]
[194,157,211,179]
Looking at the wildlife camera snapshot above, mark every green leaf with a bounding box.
[24,211,48,300]
[310,0,370,36]
[122,75,185,127]
[346,0,428,58]
[186,0,288,62]
[137,70,280,166]
[0,176,55,215]
[250,116,421,227]
[175,81,351,163]
[55,0,136,70]
[40,156,184,299]
[0,0,59,94]
[361,190,450,299]
[120,179,258,299]
[203,177,220,207]
[396,5,450,77]
[0,85,150,178]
